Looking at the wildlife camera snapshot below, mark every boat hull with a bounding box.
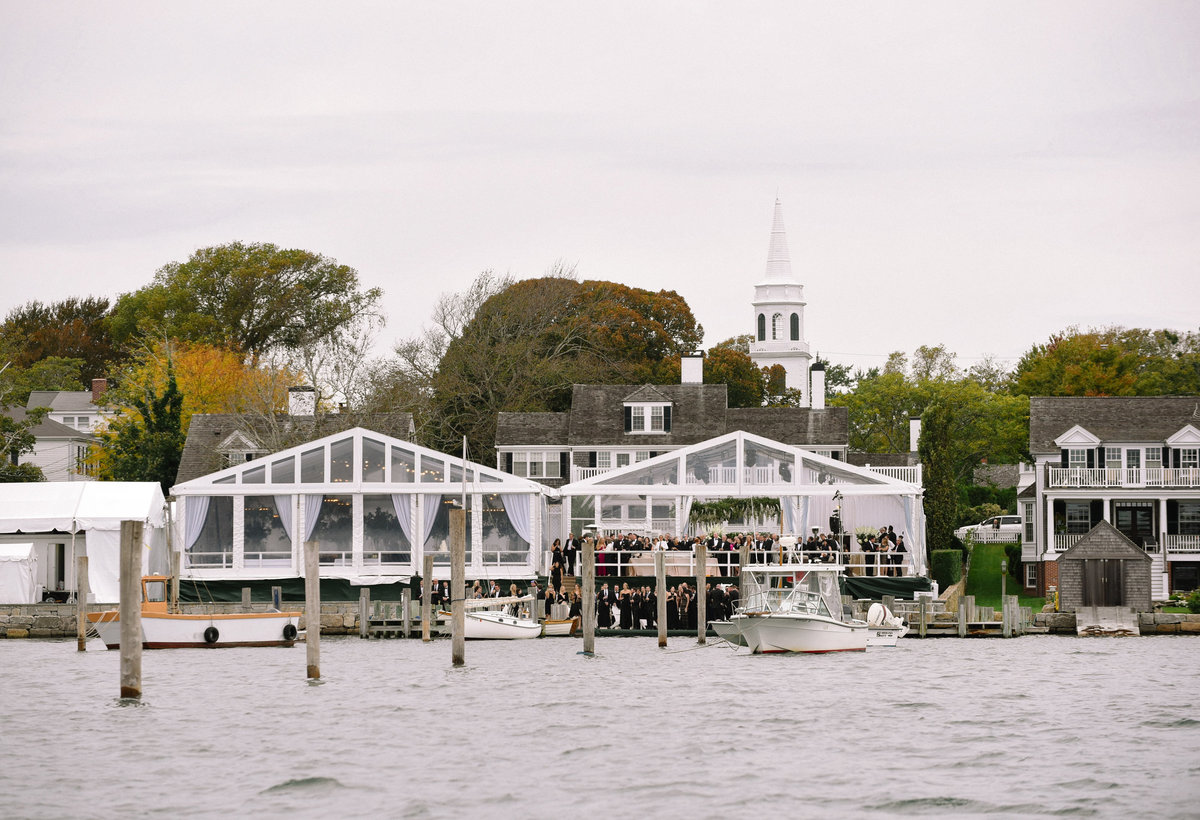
[463,610,541,640]
[87,610,301,649]
[866,623,908,647]
[739,613,868,654]
[541,617,580,637]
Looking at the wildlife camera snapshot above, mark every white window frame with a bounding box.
[1068,449,1087,468]
[1182,449,1199,469]
[630,406,645,432]
[1025,563,1037,588]
[596,451,611,469]
[1105,447,1122,469]
[650,405,664,431]
[1145,448,1162,469]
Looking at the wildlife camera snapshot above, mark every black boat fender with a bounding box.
[282,623,298,641]
[203,626,220,644]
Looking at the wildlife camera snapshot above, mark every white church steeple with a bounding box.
[749,198,813,404]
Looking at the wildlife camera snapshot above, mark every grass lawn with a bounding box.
[965,543,1045,612]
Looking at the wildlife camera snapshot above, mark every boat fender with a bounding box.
[282,624,298,641]
[203,626,220,644]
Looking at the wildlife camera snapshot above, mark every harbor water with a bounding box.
[3,635,1199,819]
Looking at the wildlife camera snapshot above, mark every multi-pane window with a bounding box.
[1146,448,1163,469]
[1183,449,1199,469]
[651,405,664,431]
[1105,447,1122,469]
[1126,449,1141,469]
[596,452,611,469]
[630,406,645,431]
[1180,502,1200,536]
[511,452,560,479]
[1023,502,1035,542]
[1066,502,1091,534]
[1068,449,1088,468]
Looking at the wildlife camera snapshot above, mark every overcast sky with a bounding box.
[2,1,1197,375]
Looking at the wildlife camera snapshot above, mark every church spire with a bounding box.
[764,197,796,283]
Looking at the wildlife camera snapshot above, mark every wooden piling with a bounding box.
[655,550,667,648]
[119,520,143,699]
[401,588,412,638]
[304,538,320,680]
[695,542,706,645]
[958,598,967,637]
[450,508,466,667]
[359,588,370,639]
[738,541,750,578]
[421,554,433,642]
[241,587,251,608]
[168,547,179,612]
[918,595,928,639]
[76,556,89,652]
[582,537,595,655]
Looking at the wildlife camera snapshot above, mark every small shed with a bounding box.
[1058,521,1152,612]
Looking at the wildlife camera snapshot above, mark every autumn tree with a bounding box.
[1,357,87,406]
[404,269,703,462]
[109,242,382,361]
[707,339,766,408]
[96,363,185,495]
[1,297,123,384]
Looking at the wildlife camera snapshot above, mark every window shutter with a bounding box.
[1173,449,1181,468]
[663,406,672,432]
[1060,450,1069,468]
[1090,499,1103,526]
[624,406,632,432]
[1163,446,1171,467]
[1086,449,1094,469]
[504,452,513,473]
[588,451,597,468]
[560,452,569,479]
[757,314,766,341]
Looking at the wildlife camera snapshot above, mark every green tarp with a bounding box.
[842,575,931,599]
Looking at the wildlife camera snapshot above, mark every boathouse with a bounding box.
[1056,521,1152,612]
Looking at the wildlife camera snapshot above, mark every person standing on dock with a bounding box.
[564,532,579,576]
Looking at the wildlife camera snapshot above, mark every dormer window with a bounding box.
[624,402,671,435]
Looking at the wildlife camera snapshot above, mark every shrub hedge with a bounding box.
[931,549,963,588]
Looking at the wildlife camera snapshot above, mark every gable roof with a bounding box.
[25,390,103,414]
[2,407,93,441]
[1029,396,1200,453]
[623,384,671,403]
[1059,520,1151,562]
[175,411,413,486]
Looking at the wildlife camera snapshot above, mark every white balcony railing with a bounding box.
[1046,467,1200,489]
[572,463,924,486]
[1163,534,1200,554]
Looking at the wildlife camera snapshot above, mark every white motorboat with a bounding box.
[733,565,868,653]
[87,576,301,649]
[865,602,909,647]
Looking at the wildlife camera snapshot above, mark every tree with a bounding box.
[1,357,87,406]
[1011,325,1200,397]
[96,363,185,495]
[0,405,46,482]
[813,356,854,397]
[706,340,766,407]
[110,242,382,360]
[408,270,704,462]
[1,297,122,384]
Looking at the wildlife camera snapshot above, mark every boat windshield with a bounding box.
[144,580,167,603]
[740,569,844,621]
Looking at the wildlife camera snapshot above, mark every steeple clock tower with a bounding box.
[749,198,812,404]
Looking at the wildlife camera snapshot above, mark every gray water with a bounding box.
[3,635,1199,819]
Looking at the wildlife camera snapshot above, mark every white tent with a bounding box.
[0,543,38,604]
[560,430,928,574]
[0,482,168,602]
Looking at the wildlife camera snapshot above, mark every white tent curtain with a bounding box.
[781,496,796,533]
[274,495,294,542]
[422,494,441,546]
[903,495,925,574]
[303,495,324,542]
[500,494,532,545]
[184,495,210,550]
[798,496,810,538]
[680,496,694,534]
[391,494,414,545]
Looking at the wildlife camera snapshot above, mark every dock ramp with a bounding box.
[1075,606,1140,637]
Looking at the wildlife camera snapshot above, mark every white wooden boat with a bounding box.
[541,617,580,637]
[463,609,542,639]
[87,576,300,649]
[865,602,909,647]
[734,565,868,654]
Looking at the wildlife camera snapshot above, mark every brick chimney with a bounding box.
[91,378,107,403]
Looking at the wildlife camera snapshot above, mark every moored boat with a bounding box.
[865,602,909,647]
[541,616,580,637]
[733,565,868,653]
[462,609,542,639]
[86,576,301,649]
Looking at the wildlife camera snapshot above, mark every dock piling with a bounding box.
[401,588,411,638]
[582,537,595,655]
[76,556,88,652]
[655,550,667,648]
[119,520,143,699]
[304,538,320,679]
[450,508,465,667]
[359,588,370,639]
[695,542,706,645]
[421,554,433,642]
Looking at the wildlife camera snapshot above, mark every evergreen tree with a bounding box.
[99,365,185,495]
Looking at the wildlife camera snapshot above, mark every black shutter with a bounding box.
[1090,499,1103,528]
[663,406,672,432]
[1061,450,1069,468]
[1163,446,1171,467]
[588,451,597,468]
[624,406,632,433]
[1167,500,1179,535]
[1086,449,1095,468]
[560,452,570,479]
[1173,449,1181,468]
[504,452,513,473]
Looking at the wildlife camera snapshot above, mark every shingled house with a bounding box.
[1055,521,1152,613]
[1023,396,1200,599]
[495,360,849,492]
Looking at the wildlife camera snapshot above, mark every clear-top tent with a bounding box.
[171,428,555,582]
[559,430,927,574]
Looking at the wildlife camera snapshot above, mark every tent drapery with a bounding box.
[303,495,323,542]
[391,494,414,546]
[275,495,294,543]
[421,494,441,547]
[184,496,210,550]
[500,494,532,545]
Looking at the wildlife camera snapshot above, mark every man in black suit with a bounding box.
[564,532,579,576]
